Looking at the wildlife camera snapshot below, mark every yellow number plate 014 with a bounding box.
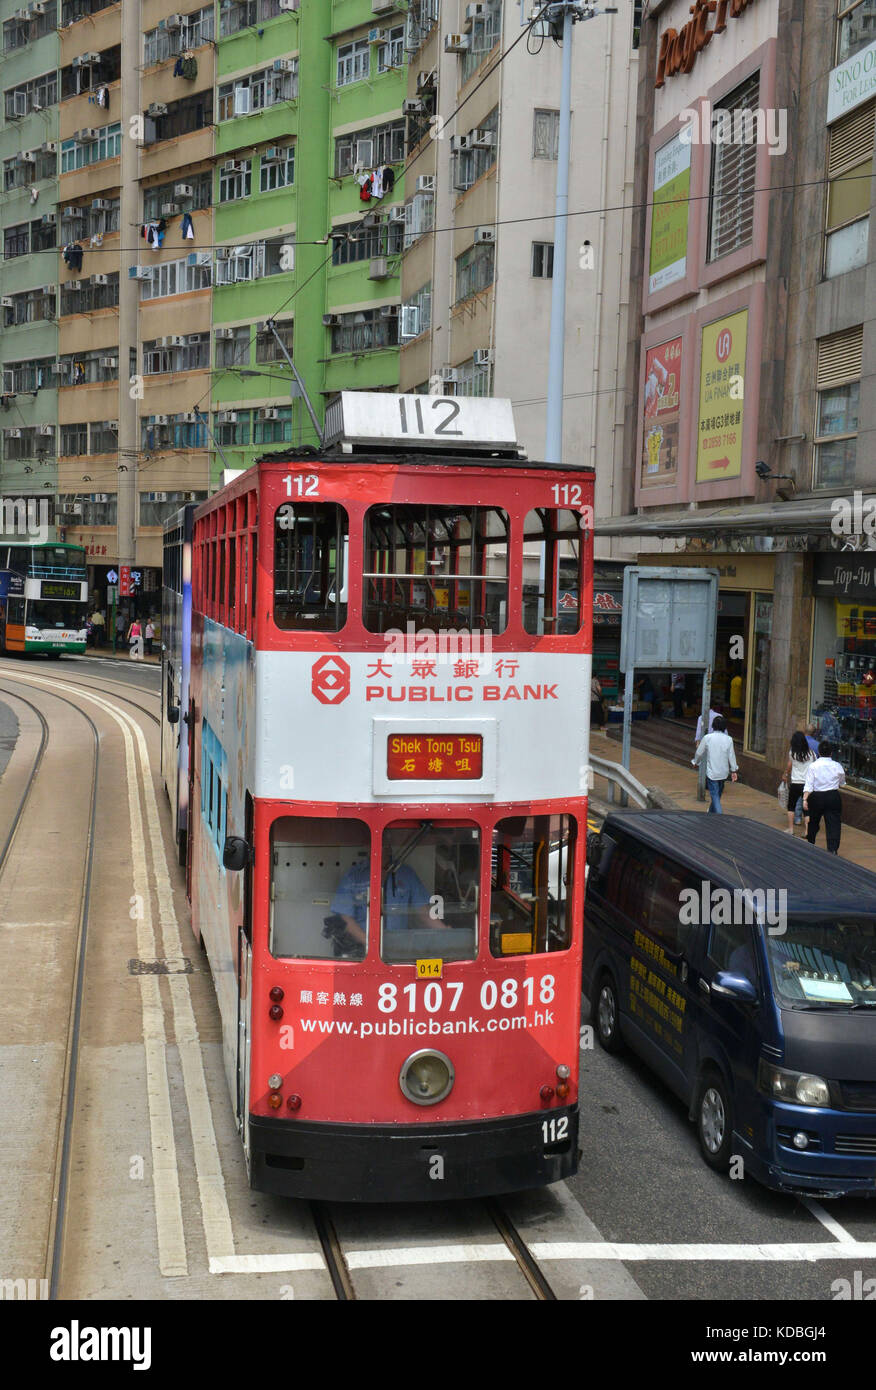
[416,958,443,979]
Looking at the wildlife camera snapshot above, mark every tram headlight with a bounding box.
[399,1049,454,1107]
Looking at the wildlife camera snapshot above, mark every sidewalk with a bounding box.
[589,727,876,876]
[77,645,160,665]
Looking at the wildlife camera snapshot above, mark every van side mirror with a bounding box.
[223,836,251,871]
[167,705,180,724]
[713,970,758,1003]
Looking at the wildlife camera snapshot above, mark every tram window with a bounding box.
[380,822,479,964]
[273,504,348,631]
[490,814,575,956]
[363,505,508,635]
[522,509,583,635]
[270,818,370,961]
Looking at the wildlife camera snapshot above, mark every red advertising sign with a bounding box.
[642,336,681,487]
[119,565,131,596]
[387,733,484,780]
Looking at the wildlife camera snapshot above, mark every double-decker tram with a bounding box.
[0,540,88,656]
[161,504,195,865]
[178,392,594,1200]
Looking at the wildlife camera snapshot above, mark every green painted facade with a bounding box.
[211,0,406,483]
[0,6,60,524]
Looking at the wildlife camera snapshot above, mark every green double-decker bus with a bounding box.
[0,542,88,656]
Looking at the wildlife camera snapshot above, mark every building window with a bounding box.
[260,145,295,192]
[212,410,252,447]
[330,309,398,355]
[400,283,431,340]
[825,100,874,278]
[215,243,264,285]
[214,325,251,368]
[533,109,560,160]
[531,242,554,278]
[265,236,295,275]
[707,72,759,261]
[142,335,209,374]
[378,26,405,73]
[219,160,252,202]
[254,406,293,445]
[461,0,502,83]
[403,190,434,248]
[331,218,403,265]
[837,0,876,62]
[450,357,493,398]
[59,274,119,316]
[143,174,211,222]
[452,107,499,191]
[814,325,863,490]
[139,257,211,300]
[4,224,29,260]
[334,120,405,177]
[144,6,214,65]
[220,0,287,36]
[337,39,370,87]
[60,123,122,174]
[4,71,58,120]
[218,64,298,120]
[455,242,495,303]
[3,359,55,394]
[60,425,89,457]
[255,319,294,363]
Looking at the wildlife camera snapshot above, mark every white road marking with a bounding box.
[800,1198,856,1244]
[528,1241,876,1262]
[345,1243,514,1269]
[210,1253,327,1275]
[6,671,188,1278]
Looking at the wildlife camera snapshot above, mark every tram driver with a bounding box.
[326,854,448,950]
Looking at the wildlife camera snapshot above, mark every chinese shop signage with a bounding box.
[656,0,762,89]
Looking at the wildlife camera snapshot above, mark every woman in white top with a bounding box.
[802,741,846,855]
[781,730,815,835]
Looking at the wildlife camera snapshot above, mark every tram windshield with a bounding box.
[270,818,370,962]
[273,503,347,630]
[490,814,575,956]
[364,505,508,634]
[380,822,479,963]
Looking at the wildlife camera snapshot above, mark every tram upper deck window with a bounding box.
[273,503,347,631]
[490,814,575,956]
[522,509,583,635]
[363,505,508,634]
[380,822,479,963]
[270,818,369,962]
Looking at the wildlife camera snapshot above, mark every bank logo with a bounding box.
[311,654,351,705]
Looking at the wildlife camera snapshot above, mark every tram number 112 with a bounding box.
[399,396,462,436]
[542,1115,569,1145]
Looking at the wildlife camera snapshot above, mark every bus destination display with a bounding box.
[41,581,82,600]
[387,734,483,780]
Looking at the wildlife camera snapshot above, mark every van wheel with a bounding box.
[594,973,623,1054]
[697,1069,733,1171]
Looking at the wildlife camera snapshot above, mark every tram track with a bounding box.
[0,678,100,1299]
[0,658,162,728]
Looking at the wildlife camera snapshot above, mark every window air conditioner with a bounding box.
[379,304,399,318]
[81,52,100,64]
[417,70,437,91]
[129,266,152,279]
[473,348,494,366]
[258,408,280,421]
[91,198,111,211]
[273,58,295,72]
[90,275,109,286]
[170,336,185,347]
[444,34,470,53]
[475,226,496,243]
[372,0,394,12]
[161,202,180,216]
[464,3,485,28]
[165,13,183,29]
[368,257,389,280]
[174,183,194,198]
[6,429,22,438]
[41,141,58,154]
[187,251,211,266]
[439,367,458,382]
[38,424,54,436]
[217,411,237,424]
[471,129,496,148]
[67,281,82,291]
[322,313,340,326]
[0,298,13,308]
[62,207,85,218]
[403,99,425,115]
[415,175,434,193]
[278,0,300,10]
[100,357,117,368]
[222,161,245,175]
[214,327,234,339]
[41,213,55,225]
[181,413,198,423]
[153,415,169,426]
[262,147,283,163]
[388,204,405,222]
[75,128,98,142]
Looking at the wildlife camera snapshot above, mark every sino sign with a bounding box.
[311,654,351,705]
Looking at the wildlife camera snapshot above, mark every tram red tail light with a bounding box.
[269,1004,284,1021]
[269,986,285,1003]
[556,1083,570,1100]
[539,1085,555,1103]
[287,1094,301,1112]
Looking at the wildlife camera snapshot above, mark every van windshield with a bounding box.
[766,919,876,1009]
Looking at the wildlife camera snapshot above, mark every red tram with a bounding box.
[182,392,594,1200]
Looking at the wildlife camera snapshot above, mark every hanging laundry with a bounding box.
[180,212,194,241]
[63,242,84,270]
[90,233,103,248]
[383,166,395,193]
[173,56,184,78]
[358,172,372,202]
[74,361,86,385]
[181,55,198,80]
[371,167,384,199]
[97,85,109,109]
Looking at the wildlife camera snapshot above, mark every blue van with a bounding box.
[582,812,876,1197]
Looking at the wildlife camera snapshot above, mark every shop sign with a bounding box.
[827,38,876,124]
[649,136,691,294]
[814,552,876,601]
[696,308,747,482]
[656,0,762,89]
[642,336,682,483]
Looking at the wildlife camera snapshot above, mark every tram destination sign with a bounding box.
[325,391,519,453]
[387,733,484,780]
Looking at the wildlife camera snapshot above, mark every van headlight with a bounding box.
[758,1062,831,1108]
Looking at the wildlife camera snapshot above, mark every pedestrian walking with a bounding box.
[781,731,815,835]
[693,714,738,813]
[694,701,723,743]
[804,722,820,756]
[803,741,846,854]
[671,671,686,719]
[127,616,143,659]
[90,608,105,648]
[144,617,155,657]
[590,672,605,728]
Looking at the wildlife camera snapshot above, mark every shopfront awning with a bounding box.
[595,496,840,538]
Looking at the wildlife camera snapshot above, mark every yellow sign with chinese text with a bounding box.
[696,309,748,483]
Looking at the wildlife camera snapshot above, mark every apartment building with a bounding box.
[605,0,876,827]
[398,0,639,699]
[0,0,60,525]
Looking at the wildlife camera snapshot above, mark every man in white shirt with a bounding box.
[803,741,846,854]
[694,702,723,743]
[693,715,738,813]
